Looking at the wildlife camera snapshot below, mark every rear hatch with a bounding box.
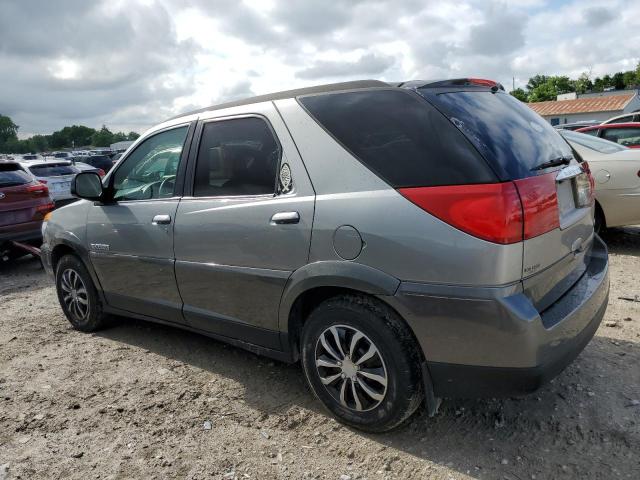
[0,163,52,227]
[27,162,77,199]
[416,81,595,313]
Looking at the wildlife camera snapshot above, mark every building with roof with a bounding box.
[528,89,640,126]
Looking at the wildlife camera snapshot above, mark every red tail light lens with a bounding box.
[398,183,523,244]
[467,78,498,88]
[97,168,106,177]
[23,182,49,196]
[513,172,560,239]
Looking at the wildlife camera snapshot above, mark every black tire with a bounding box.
[55,254,108,332]
[300,294,424,432]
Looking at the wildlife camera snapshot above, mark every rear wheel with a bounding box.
[55,254,108,332]
[300,295,423,432]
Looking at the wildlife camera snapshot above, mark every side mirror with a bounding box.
[71,172,104,201]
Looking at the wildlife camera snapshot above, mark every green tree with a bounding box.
[126,131,140,141]
[0,114,19,152]
[574,72,592,94]
[90,125,114,147]
[510,88,528,102]
[613,72,625,90]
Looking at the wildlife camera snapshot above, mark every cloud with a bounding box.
[582,6,616,28]
[0,0,638,137]
[296,53,396,79]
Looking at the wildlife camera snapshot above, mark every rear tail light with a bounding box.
[467,78,499,88]
[36,202,55,212]
[514,172,560,239]
[22,182,49,196]
[399,172,566,244]
[398,183,523,244]
[97,168,106,177]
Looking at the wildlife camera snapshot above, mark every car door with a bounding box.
[174,104,315,350]
[86,122,194,323]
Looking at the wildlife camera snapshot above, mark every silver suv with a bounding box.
[42,79,609,432]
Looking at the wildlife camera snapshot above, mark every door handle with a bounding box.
[270,211,300,225]
[152,214,172,225]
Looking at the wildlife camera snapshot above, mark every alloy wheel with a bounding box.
[60,268,89,321]
[314,325,388,412]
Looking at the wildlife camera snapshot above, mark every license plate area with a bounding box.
[556,166,591,229]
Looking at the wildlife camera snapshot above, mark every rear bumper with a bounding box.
[0,221,42,247]
[385,235,609,397]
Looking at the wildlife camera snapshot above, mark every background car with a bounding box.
[576,122,640,148]
[79,155,114,173]
[18,160,78,206]
[560,129,640,232]
[555,120,600,131]
[601,111,640,125]
[72,161,106,177]
[0,161,54,261]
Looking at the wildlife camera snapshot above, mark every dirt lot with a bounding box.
[1,229,639,480]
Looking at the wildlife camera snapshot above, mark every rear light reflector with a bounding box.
[513,172,560,239]
[97,168,106,177]
[36,202,55,212]
[398,183,524,244]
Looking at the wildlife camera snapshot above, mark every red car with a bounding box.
[0,161,54,261]
[576,122,640,148]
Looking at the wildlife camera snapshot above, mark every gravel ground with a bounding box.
[1,228,639,480]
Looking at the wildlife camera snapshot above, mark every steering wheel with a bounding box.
[158,176,176,197]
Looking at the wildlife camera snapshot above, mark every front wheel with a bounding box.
[300,295,424,432]
[55,254,108,332]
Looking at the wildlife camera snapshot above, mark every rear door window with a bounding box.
[193,117,280,197]
[299,90,496,188]
[601,127,640,147]
[418,89,574,180]
[29,164,76,177]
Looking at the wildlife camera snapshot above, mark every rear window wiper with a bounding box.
[530,156,572,171]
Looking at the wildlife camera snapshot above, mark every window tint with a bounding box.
[606,115,632,124]
[112,126,188,201]
[29,163,76,176]
[418,89,574,180]
[601,127,640,147]
[581,129,599,136]
[0,164,31,187]
[193,117,280,197]
[300,90,495,187]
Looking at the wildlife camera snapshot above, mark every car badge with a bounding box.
[0,192,5,199]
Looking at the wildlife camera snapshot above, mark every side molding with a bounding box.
[278,260,400,332]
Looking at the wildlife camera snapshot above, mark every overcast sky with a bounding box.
[1,0,638,138]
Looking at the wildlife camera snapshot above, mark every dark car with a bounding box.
[0,162,54,260]
[81,155,114,173]
[576,123,640,148]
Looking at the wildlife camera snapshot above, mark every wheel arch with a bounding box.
[50,239,106,304]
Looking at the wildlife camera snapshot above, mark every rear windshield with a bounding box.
[29,164,76,177]
[299,89,496,188]
[560,130,627,154]
[418,89,574,180]
[0,164,31,187]
[22,155,38,160]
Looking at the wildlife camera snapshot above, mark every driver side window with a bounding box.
[112,126,188,201]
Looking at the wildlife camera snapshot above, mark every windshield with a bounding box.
[0,164,31,187]
[417,89,574,180]
[29,163,77,177]
[560,130,627,154]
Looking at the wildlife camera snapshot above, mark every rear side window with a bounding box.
[193,117,280,197]
[0,164,31,187]
[601,127,640,147]
[418,89,574,180]
[299,90,496,188]
[29,164,76,177]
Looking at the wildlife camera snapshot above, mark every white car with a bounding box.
[560,129,640,231]
[18,160,78,204]
[601,112,640,125]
